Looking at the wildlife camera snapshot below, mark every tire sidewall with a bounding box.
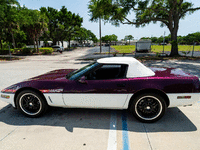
[16,90,48,117]
[130,93,166,123]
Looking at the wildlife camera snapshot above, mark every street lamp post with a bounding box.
[163,31,166,53]
[192,41,195,57]
[99,18,102,53]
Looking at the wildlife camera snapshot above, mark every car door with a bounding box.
[62,64,130,109]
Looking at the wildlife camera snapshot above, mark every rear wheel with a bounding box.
[130,93,166,123]
[16,90,48,117]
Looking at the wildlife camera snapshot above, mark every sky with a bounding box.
[17,0,200,40]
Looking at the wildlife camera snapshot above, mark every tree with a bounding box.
[40,7,59,45]
[1,0,20,48]
[21,8,48,52]
[101,35,109,43]
[150,37,158,43]
[57,6,83,48]
[74,27,87,46]
[88,0,200,56]
[101,34,118,44]
[185,32,200,45]
[74,27,98,46]
[40,6,83,48]
[86,29,98,44]
[157,36,164,44]
[125,35,134,45]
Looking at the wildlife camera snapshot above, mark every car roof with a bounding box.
[97,57,155,78]
[97,57,138,64]
[52,45,61,47]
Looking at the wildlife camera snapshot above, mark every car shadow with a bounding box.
[0,105,197,133]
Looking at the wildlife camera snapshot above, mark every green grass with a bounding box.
[111,45,136,53]
[111,45,200,53]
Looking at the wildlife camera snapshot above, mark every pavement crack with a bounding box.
[143,124,153,150]
[0,127,18,142]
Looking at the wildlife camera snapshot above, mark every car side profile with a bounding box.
[1,57,199,122]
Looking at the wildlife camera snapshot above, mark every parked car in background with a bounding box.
[105,43,110,46]
[52,45,64,53]
[1,57,199,122]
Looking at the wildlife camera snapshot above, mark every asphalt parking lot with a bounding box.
[0,47,200,150]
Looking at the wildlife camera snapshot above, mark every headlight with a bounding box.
[1,85,19,93]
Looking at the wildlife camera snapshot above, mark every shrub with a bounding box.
[21,48,34,55]
[10,49,15,53]
[112,50,119,56]
[40,47,53,55]
[17,42,26,48]
[11,48,35,55]
[0,49,10,55]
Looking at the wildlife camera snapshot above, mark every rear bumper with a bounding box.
[167,93,200,107]
[0,92,15,107]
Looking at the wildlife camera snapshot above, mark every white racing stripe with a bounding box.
[63,94,128,109]
[107,111,117,150]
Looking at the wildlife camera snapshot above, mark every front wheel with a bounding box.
[16,90,48,117]
[130,93,166,123]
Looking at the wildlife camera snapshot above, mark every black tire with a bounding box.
[130,93,166,123]
[16,90,48,117]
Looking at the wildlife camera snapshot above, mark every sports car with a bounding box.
[1,57,200,122]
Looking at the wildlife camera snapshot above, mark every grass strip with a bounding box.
[111,45,200,53]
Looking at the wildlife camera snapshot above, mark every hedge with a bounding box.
[21,48,35,55]
[0,49,14,55]
[39,47,53,55]
[1,47,54,55]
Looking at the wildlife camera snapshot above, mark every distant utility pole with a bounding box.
[163,31,166,53]
[192,41,195,57]
[99,18,102,53]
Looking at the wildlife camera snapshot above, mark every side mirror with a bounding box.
[78,76,87,84]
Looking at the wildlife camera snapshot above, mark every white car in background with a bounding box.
[52,45,64,53]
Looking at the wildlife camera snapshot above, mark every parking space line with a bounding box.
[122,110,130,150]
[107,111,117,150]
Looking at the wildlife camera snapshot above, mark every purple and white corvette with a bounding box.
[1,57,200,122]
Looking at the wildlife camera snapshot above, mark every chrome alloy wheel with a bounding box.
[19,93,42,116]
[135,96,162,121]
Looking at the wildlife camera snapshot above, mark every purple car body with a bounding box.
[1,57,199,122]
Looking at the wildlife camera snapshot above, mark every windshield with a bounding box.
[67,62,100,80]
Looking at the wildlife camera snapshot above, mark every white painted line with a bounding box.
[107,111,117,150]
[122,110,130,150]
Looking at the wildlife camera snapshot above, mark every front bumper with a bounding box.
[0,92,15,107]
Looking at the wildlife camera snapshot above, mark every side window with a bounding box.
[86,64,128,80]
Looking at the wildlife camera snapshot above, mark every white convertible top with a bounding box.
[97,57,155,78]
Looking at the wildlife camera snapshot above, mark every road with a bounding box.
[0,47,200,150]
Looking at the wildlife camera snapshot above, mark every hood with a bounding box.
[150,67,195,78]
[28,69,76,81]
